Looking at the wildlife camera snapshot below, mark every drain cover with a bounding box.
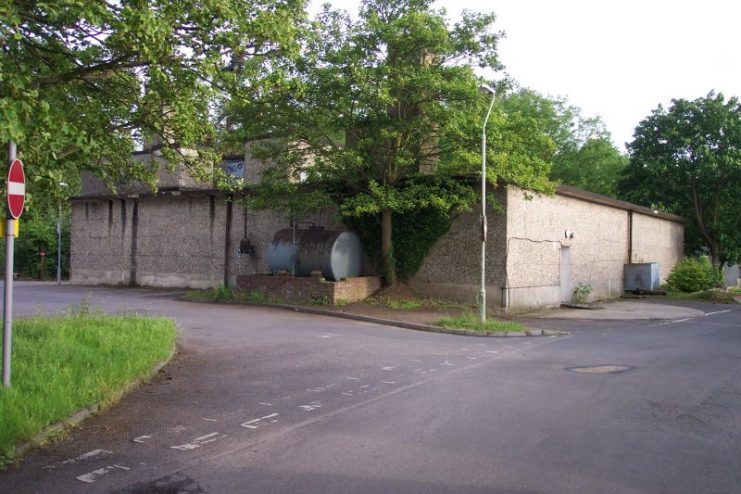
[567,365,634,374]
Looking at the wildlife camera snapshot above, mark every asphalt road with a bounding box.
[1,282,740,494]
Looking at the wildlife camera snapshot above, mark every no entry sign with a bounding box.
[7,159,25,219]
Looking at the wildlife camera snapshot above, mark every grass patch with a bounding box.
[184,287,286,305]
[436,313,526,333]
[0,314,177,468]
[664,289,738,304]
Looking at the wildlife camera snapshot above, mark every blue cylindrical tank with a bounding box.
[266,228,363,281]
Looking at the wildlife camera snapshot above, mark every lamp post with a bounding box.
[56,182,67,285]
[478,83,496,323]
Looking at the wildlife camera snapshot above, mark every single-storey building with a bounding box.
[70,150,684,311]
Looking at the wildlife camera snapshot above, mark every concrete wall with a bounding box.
[408,189,508,308]
[505,187,629,309]
[71,193,341,289]
[504,187,684,310]
[631,212,684,282]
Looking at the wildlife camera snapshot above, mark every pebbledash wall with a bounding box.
[71,154,684,311]
[409,185,684,311]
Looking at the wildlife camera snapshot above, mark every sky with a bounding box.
[309,0,741,152]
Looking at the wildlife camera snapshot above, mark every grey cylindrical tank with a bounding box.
[267,228,363,281]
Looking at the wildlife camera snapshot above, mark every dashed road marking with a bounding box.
[44,449,113,469]
[171,432,227,451]
[132,435,152,444]
[299,402,322,412]
[202,418,218,422]
[241,413,280,429]
[76,464,130,483]
[382,366,395,371]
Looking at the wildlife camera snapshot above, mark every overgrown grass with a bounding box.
[184,287,285,305]
[436,313,526,333]
[664,289,738,304]
[0,314,177,467]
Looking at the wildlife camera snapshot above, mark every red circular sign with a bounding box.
[7,159,25,219]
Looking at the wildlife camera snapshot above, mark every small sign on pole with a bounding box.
[3,147,24,388]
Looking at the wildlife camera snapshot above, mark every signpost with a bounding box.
[3,143,24,387]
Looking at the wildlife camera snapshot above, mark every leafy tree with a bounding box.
[0,0,305,190]
[619,92,741,267]
[552,137,627,197]
[498,88,626,197]
[233,0,554,285]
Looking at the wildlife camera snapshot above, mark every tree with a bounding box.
[232,0,554,285]
[498,88,626,197]
[619,92,741,267]
[552,137,627,197]
[0,0,305,191]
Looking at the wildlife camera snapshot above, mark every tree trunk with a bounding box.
[381,208,396,286]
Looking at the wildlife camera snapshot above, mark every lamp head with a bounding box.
[478,84,496,96]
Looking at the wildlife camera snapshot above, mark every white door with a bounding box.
[560,246,571,303]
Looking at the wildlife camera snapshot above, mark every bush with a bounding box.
[666,257,720,292]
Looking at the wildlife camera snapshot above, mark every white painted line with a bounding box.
[485,350,499,354]
[76,464,129,483]
[466,356,478,360]
[258,402,273,406]
[299,402,322,411]
[202,418,218,422]
[240,413,280,429]
[44,449,113,469]
[171,432,227,451]
[346,377,360,380]
[381,381,397,384]
[341,392,354,396]
[132,435,152,444]
[705,310,731,316]
[442,360,454,366]
[382,366,395,371]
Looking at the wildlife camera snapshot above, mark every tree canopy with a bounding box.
[231,0,555,284]
[498,88,627,197]
[1,0,305,196]
[619,92,741,267]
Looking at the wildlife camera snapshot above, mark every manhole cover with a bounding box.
[567,365,634,374]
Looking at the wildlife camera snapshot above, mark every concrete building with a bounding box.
[70,154,684,311]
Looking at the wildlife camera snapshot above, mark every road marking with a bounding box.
[441,360,454,366]
[704,310,731,316]
[299,402,322,411]
[486,350,499,354]
[202,418,218,422]
[171,432,227,451]
[44,449,113,469]
[257,402,273,406]
[382,366,395,371]
[241,413,280,429]
[346,377,360,380]
[381,381,397,384]
[342,392,354,396]
[76,464,130,483]
[132,435,152,444]
[466,356,478,360]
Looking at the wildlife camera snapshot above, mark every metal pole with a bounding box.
[478,87,496,323]
[3,141,16,387]
[57,201,62,285]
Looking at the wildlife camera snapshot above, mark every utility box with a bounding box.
[624,262,660,291]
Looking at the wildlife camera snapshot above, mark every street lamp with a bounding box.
[478,83,496,322]
[57,182,67,285]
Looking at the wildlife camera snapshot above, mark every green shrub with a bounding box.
[666,257,720,293]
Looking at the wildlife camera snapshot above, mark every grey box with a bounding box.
[624,262,660,291]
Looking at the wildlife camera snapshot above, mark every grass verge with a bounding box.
[184,287,286,305]
[436,313,526,333]
[664,289,738,304]
[0,314,177,468]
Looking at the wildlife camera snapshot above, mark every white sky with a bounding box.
[310,0,741,152]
